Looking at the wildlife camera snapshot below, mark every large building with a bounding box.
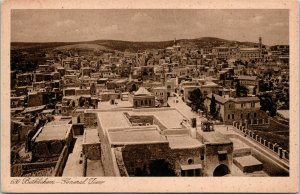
[90,107,236,177]
[205,94,266,124]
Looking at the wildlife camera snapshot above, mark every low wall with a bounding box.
[11,161,57,177]
[232,121,289,161]
[233,147,252,157]
[52,145,69,176]
[100,135,121,176]
[228,124,289,176]
[72,123,84,136]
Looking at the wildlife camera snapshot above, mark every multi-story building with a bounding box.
[205,94,265,124]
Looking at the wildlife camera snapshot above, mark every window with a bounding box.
[218,154,227,161]
[251,102,255,108]
[149,99,152,105]
[200,155,205,160]
[188,159,194,164]
[186,169,194,176]
[141,100,143,105]
[228,114,230,120]
[241,114,243,119]
[145,100,148,105]
[241,103,245,108]
[232,114,234,119]
[254,112,257,118]
[195,169,201,176]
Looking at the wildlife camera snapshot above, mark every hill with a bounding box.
[11,37,260,52]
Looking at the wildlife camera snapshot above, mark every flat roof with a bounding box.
[97,107,186,130]
[109,128,168,145]
[98,112,131,129]
[34,124,72,142]
[98,100,132,110]
[167,135,203,149]
[84,129,100,144]
[132,109,185,129]
[200,131,232,145]
[234,155,262,167]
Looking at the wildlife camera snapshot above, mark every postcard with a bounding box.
[1,0,299,192]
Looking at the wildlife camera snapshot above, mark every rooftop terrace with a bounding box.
[34,124,72,142]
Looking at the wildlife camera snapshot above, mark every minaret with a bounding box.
[259,36,262,50]
[259,36,262,58]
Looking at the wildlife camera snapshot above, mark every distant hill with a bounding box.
[11,37,260,52]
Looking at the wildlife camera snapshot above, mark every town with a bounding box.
[10,36,289,177]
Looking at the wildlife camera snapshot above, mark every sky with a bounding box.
[11,9,289,45]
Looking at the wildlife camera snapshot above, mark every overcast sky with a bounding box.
[11,9,289,45]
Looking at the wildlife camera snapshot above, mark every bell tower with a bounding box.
[259,36,263,58]
[259,36,262,50]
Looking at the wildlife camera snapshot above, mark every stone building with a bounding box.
[129,87,155,108]
[196,121,233,176]
[205,94,263,124]
[152,86,168,107]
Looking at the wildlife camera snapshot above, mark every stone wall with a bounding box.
[83,143,101,160]
[32,127,73,159]
[204,143,233,176]
[127,115,154,126]
[97,122,120,176]
[225,131,289,176]
[72,123,84,136]
[83,113,98,128]
[120,143,205,176]
[11,161,57,177]
[53,145,69,176]
[28,93,44,107]
[233,121,289,161]
[32,140,65,159]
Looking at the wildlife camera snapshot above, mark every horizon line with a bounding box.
[10,37,289,46]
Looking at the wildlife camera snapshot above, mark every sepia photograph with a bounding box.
[1,0,299,193]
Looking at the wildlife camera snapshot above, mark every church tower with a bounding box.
[259,36,262,50]
[259,36,263,58]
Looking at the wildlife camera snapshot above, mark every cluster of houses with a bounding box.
[10,37,289,177]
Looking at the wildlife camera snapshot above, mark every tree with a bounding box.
[130,84,138,92]
[235,80,249,97]
[210,95,217,118]
[188,88,205,112]
[259,94,277,117]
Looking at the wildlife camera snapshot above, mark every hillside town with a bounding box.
[10,37,290,177]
